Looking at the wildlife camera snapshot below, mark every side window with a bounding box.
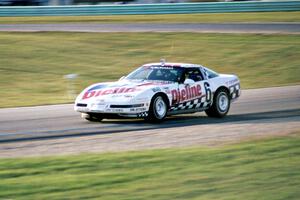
[203,67,219,79]
[185,68,203,82]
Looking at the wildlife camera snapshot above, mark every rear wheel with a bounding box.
[81,113,104,122]
[145,95,168,122]
[205,89,230,118]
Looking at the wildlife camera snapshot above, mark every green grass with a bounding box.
[1,11,300,24]
[0,134,299,199]
[0,32,299,107]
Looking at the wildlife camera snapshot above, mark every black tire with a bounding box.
[205,89,230,118]
[145,94,168,123]
[81,113,104,122]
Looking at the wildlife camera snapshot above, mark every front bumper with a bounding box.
[74,102,149,117]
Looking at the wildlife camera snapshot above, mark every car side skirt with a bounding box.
[167,107,209,116]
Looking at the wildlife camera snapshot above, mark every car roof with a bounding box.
[143,62,203,68]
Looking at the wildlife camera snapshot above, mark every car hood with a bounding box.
[76,79,172,102]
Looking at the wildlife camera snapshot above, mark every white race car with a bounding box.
[75,61,240,122]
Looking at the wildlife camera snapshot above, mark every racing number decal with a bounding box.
[204,82,212,103]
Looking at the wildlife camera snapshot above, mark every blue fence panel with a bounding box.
[0,1,300,17]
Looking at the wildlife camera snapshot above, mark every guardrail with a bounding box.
[0,1,300,17]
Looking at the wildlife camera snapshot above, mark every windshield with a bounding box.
[126,65,184,82]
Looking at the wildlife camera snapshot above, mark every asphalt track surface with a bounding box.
[0,85,299,147]
[1,23,300,34]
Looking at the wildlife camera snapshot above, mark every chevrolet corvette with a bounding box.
[74,61,240,122]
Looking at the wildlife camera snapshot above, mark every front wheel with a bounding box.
[205,89,230,118]
[81,113,104,122]
[145,95,168,123]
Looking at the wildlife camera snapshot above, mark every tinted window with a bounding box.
[184,68,203,82]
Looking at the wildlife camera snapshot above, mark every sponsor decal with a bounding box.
[171,84,202,104]
[83,81,170,100]
[143,65,181,70]
[83,87,140,100]
[226,78,239,86]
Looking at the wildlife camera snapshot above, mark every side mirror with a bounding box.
[119,76,125,81]
[184,78,195,85]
